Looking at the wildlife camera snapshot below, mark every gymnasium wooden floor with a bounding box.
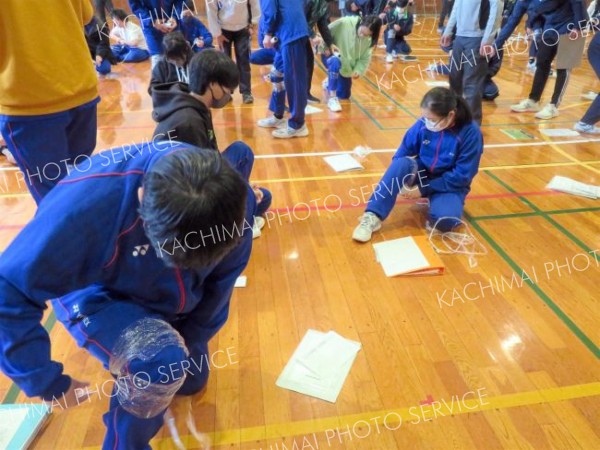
[1,16,599,450]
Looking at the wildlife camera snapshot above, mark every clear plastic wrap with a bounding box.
[109,318,189,418]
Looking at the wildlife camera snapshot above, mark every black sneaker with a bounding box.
[307,93,320,104]
[242,93,254,104]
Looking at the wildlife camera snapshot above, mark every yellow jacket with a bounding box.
[0,0,98,116]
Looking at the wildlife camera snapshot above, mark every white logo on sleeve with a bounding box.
[133,245,150,257]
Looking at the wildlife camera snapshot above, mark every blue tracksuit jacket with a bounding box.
[0,141,255,401]
[128,0,186,28]
[495,0,536,48]
[179,16,214,50]
[527,0,587,34]
[395,120,483,195]
[260,0,309,45]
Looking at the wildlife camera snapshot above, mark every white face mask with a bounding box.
[423,117,449,132]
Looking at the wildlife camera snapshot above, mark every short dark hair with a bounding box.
[188,49,240,96]
[398,0,409,7]
[111,9,129,21]
[359,15,383,48]
[162,32,190,59]
[420,87,473,127]
[140,148,248,270]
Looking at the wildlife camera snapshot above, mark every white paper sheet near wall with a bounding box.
[276,330,361,403]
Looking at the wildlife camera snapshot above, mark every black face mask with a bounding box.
[210,85,231,109]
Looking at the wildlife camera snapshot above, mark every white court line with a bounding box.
[253,137,600,159]
[0,138,597,170]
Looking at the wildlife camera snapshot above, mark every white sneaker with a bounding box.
[574,121,600,134]
[510,99,540,113]
[583,91,598,101]
[328,97,342,112]
[386,53,394,63]
[535,103,559,120]
[252,216,266,239]
[526,61,536,73]
[272,124,309,139]
[258,116,286,128]
[352,212,382,243]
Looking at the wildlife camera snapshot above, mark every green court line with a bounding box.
[471,206,600,222]
[2,312,57,404]
[464,212,600,359]
[474,171,600,358]
[350,98,385,130]
[484,171,598,255]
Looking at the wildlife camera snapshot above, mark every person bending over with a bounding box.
[0,139,257,449]
[352,87,483,242]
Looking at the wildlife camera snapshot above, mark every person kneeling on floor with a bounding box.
[353,87,483,242]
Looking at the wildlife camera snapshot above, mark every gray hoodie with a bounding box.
[444,0,504,45]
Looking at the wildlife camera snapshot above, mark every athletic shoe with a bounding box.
[272,124,309,139]
[307,93,320,104]
[510,99,540,113]
[400,55,417,61]
[583,91,598,101]
[352,212,382,243]
[386,53,394,63]
[258,116,286,128]
[328,97,342,112]
[252,216,266,239]
[574,121,600,134]
[534,103,559,120]
[526,61,536,73]
[242,93,254,104]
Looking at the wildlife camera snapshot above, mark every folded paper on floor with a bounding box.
[373,236,445,276]
[276,330,361,403]
[547,176,599,199]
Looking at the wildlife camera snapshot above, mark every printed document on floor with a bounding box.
[276,330,361,402]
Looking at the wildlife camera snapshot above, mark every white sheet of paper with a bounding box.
[425,81,449,87]
[547,176,599,199]
[234,276,247,288]
[323,154,364,172]
[305,105,323,115]
[540,129,580,137]
[296,331,361,380]
[373,237,430,277]
[0,404,50,450]
[276,329,361,403]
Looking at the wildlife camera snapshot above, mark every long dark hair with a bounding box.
[358,15,382,48]
[420,87,472,127]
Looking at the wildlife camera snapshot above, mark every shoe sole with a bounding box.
[258,122,286,129]
[511,107,540,113]
[273,129,309,138]
[534,113,558,120]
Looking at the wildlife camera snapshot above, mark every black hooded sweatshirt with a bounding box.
[151,82,218,150]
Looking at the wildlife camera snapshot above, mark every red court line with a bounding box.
[0,190,561,231]
[266,189,561,214]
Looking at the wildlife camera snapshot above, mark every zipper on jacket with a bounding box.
[429,131,444,172]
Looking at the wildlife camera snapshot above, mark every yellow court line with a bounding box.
[78,381,600,449]
[251,160,600,184]
[545,137,600,175]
